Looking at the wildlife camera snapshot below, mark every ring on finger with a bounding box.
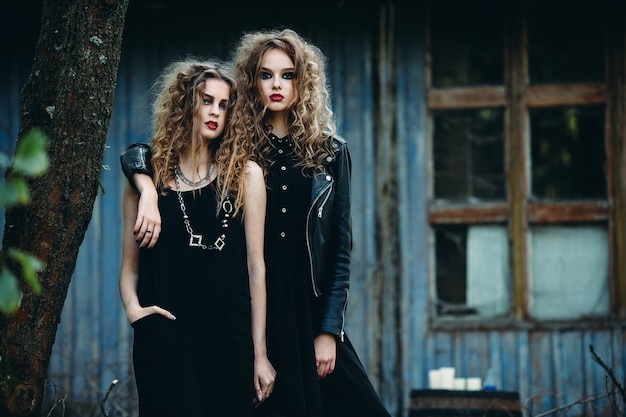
[146,229,152,233]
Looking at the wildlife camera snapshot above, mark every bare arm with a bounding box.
[119,183,174,323]
[243,161,276,404]
[132,173,161,249]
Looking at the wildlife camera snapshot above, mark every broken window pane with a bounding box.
[435,225,510,317]
[527,1,604,84]
[433,108,506,202]
[530,105,606,200]
[430,0,504,87]
[435,225,467,312]
[529,225,609,320]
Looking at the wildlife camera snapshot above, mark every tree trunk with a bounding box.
[0,1,128,415]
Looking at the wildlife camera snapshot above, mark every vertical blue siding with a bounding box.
[395,4,431,414]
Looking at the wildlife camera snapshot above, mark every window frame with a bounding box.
[425,0,626,329]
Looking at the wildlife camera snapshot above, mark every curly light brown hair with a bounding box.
[227,28,337,172]
[149,57,248,216]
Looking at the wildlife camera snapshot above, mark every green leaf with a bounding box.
[9,248,44,294]
[0,268,21,314]
[13,128,49,176]
[0,178,30,207]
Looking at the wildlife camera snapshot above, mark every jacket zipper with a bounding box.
[317,188,332,218]
[306,178,333,298]
[340,290,349,342]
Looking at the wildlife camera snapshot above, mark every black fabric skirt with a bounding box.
[132,184,254,417]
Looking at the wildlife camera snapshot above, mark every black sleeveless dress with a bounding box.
[132,183,254,417]
[256,136,391,417]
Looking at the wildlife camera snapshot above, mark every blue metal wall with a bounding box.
[1,2,624,416]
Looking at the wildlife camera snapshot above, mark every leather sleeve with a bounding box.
[319,140,352,340]
[119,143,153,189]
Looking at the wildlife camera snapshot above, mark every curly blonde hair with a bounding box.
[149,57,248,216]
[228,28,337,172]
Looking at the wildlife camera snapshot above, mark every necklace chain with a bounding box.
[174,175,232,251]
[175,164,214,188]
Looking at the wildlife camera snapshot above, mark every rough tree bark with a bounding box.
[0,1,129,416]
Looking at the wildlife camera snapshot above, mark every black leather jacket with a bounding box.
[119,139,353,341]
[308,137,352,340]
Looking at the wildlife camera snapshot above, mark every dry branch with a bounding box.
[589,344,626,404]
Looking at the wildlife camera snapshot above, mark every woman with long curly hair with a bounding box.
[119,58,275,417]
[121,30,391,417]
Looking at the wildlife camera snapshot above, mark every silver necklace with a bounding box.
[174,174,232,251]
[175,164,214,188]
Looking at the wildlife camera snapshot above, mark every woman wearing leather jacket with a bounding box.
[120,29,391,417]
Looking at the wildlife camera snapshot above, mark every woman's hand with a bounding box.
[314,333,337,378]
[253,356,277,407]
[126,304,176,324]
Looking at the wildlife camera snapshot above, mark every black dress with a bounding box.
[257,136,392,417]
[132,183,255,417]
